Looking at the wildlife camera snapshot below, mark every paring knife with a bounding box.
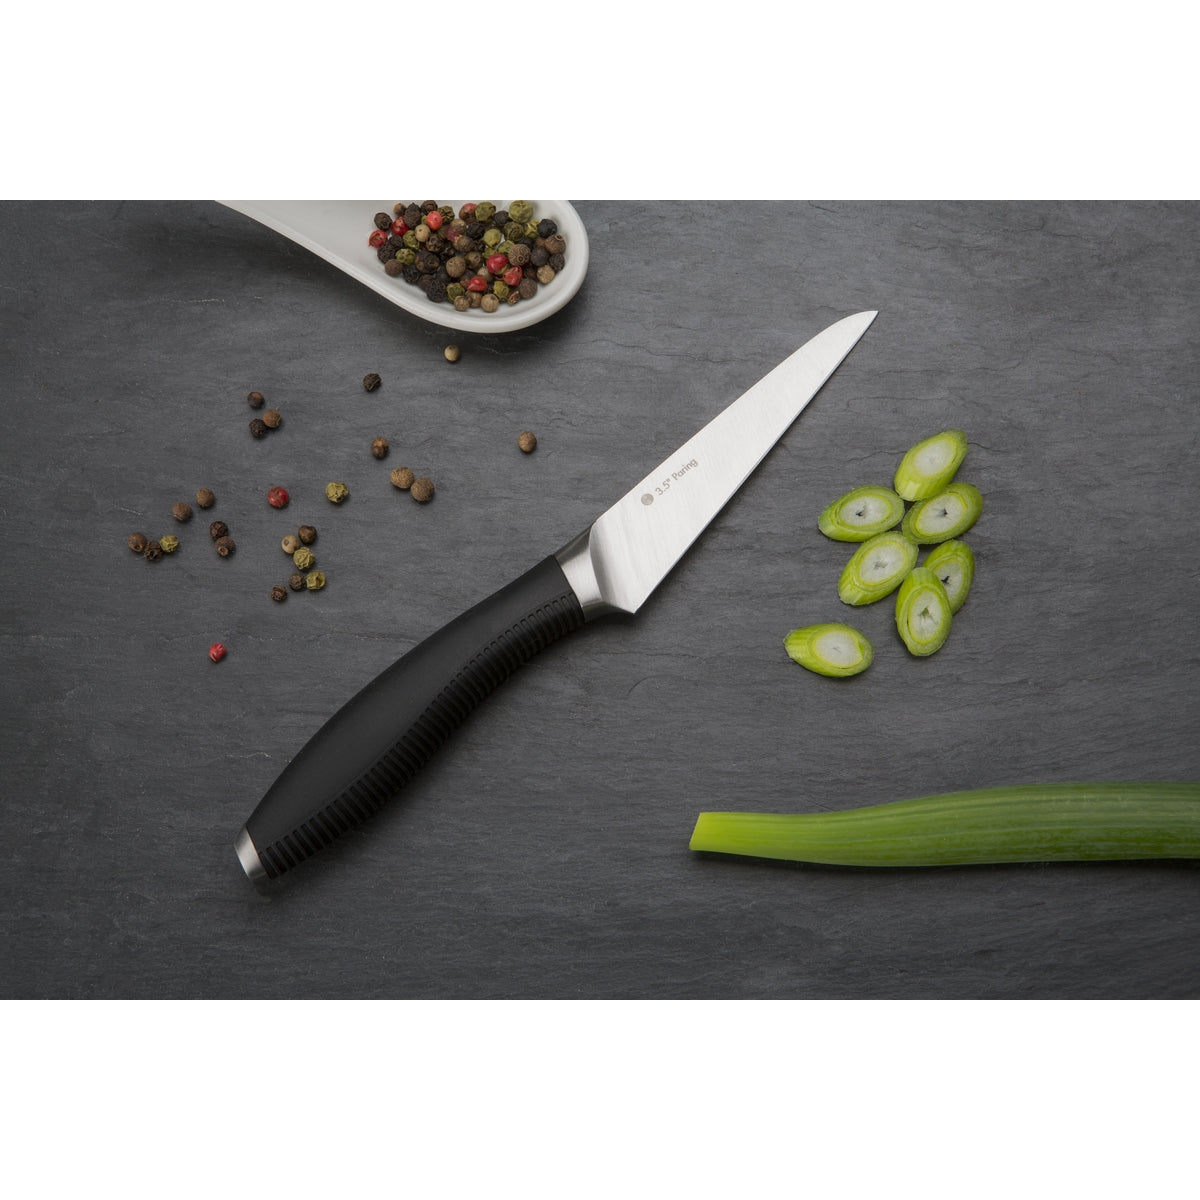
[235,310,878,881]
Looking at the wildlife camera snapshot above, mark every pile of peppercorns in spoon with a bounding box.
[369,200,567,313]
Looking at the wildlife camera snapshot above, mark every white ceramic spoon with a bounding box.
[219,200,589,334]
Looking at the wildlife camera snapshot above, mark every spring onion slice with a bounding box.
[894,566,952,656]
[923,539,974,613]
[784,623,873,677]
[893,429,969,501]
[838,531,919,606]
[901,481,983,544]
[818,485,906,542]
[689,782,1200,866]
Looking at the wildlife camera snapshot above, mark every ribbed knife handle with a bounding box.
[237,554,585,880]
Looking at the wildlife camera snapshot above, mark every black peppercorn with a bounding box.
[530,245,550,267]
[376,244,395,263]
[271,585,288,602]
[247,391,265,408]
[128,531,148,553]
[384,258,404,277]
[209,520,229,541]
[249,417,269,438]
[288,572,305,591]
[371,437,389,459]
[537,218,557,238]
[143,539,164,561]
[363,373,382,392]
[297,524,317,545]
[195,488,215,509]
[172,501,192,522]
[214,535,236,557]
[518,276,538,300]
[373,211,393,230]
[544,233,566,255]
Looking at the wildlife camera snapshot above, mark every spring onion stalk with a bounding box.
[894,566,953,656]
[837,531,919,605]
[922,539,974,613]
[818,485,906,542]
[784,623,873,677]
[901,481,984,544]
[689,782,1200,866]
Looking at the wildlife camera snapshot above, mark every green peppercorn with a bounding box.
[325,481,349,504]
[482,227,503,248]
[508,200,534,224]
[305,570,327,592]
[475,201,496,223]
[292,547,315,570]
[297,525,317,545]
[160,534,180,553]
[502,223,524,243]
[396,247,417,265]
[492,280,510,302]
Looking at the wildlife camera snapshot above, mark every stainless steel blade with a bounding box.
[557,310,877,616]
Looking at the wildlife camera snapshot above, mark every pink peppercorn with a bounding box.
[425,210,443,231]
[502,265,523,287]
[267,486,290,509]
[466,275,488,293]
[390,218,407,236]
[486,252,509,275]
[208,643,227,663]
[368,229,387,247]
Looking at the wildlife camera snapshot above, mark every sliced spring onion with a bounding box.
[689,782,1200,866]
[894,566,952,656]
[784,623,873,677]
[817,485,905,542]
[837,531,919,606]
[893,429,969,501]
[922,539,975,613]
[901,481,983,544]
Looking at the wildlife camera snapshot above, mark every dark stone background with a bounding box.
[3,200,1198,998]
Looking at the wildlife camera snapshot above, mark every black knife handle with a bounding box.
[237,554,586,880]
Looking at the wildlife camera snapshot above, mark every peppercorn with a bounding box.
[195,488,215,509]
[444,345,461,363]
[508,242,531,266]
[293,547,315,571]
[363,373,381,392]
[530,245,549,267]
[209,520,228,541]
[411,476,435,503]
[517,275,538,300]
[544,232,566,255]
[262,409,282,429]
[297,524,317,545]
[537,218,557,238]
[271,584,288,602]
[267,485,289,509]
[214,535,236,557]
[475,201,496,223]
[373,211,392,230]
[537,264,556,285]
[390,466,415,490]
[247,391,265,408]
[508,200,534,224]
[518,431,537,453]
[288,572,305,591]
[480,293,500,313]
[208,642,227,663]
[128,531,148,553]
[281,533,301,555]
[160,534,180,553]
[325,481,349,504]
[371,437,389,459]
[384,258,404,277]
[305,570,327,592]
[249,418,269,439]
[144,539,164,561]
[453,294,470,312]
[172,501,193,523]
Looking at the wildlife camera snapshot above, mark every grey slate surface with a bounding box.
[2,200,1198,999]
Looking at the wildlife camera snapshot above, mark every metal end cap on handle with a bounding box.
[235,826,268,883]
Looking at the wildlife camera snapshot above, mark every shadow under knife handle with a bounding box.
[236,554,586,881]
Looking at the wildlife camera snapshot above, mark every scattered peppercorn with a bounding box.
[144,539,164,562]
[390,466,415,490]
[209,521,228,541]
[281,533,301,555]
[325,481,349,504]
[518,431,538,453]
[271,585,288,602]
[195,488,215,509]
[249,418,269,439]
[267,486,290,509]
[371,437,389,459]
[288,572,305,591]
[363,373,382,392]
[297,525,317,545]
[262,409,283,429]
[444,345,461,363]
[411,476,435,503]
[292,547,316,571]
[209,642,227,663]
[160,534,180,553]
[128,532,148,553]
[172,501,193,522]
[214,535,236,557]
[305,570,327,592]
[247,391,265,408]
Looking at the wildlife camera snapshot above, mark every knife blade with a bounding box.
[235,310,878,882]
